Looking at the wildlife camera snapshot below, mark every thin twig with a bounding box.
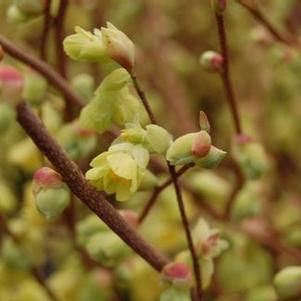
[131,73,203,300]
[215,14,242,134]
[238,0,301,50]
[168,165,203,301]
[54,0,68,78]
[131,74,156,124]
[40,0,52,61]
[0,34,84,109]
[138,164,193,224]
[16,101,169,272]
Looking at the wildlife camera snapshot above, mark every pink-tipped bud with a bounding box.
[235,134,253,145]
[0,65,24,104]
[191,131,212,158]
[211,0,227,15]
[199,111,210,132]
[200,51,224,72]
[161,262,191,288]
[33,167,63,195]
[119,210,139,228]
[0,46,4,62]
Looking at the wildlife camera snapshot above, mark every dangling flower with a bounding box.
[63,22,135,71]
[86,143,150,201]
[79,68,146,133]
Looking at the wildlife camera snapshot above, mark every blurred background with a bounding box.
[0,0,301,300]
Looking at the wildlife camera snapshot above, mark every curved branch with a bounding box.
[16,101,169,272]
[0,34,84,109]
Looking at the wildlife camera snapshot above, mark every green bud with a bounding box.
[77,214,107,245]
[195,146,226,168]
[33,167,70,219]
[246,286,277,301]
[166,132,200,165]
[0,103,15,134]
[200,51,224,72]
[274,266,301,300]
[145,124,172,154]
[86,232,131,267]
[199,111,210,132]
[211,0,227,15]
[232,135,268,180]
[71,73,94,102]
[159,287,190,301]
[1,238,31,270]
[14,0,46,16]
[191,131,211,157]
[23,72,47,106]
[7,4,29,23]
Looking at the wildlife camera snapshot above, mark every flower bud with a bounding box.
[0,103,15,134]
[0,65,24,104]
[32,167,70,219]
[200,51,223,72]
[211,0,227,15]
[274,266,301,300]
[86,232,131,267]
[23,71,47,106]
[7,5,29,23]
[159,287,191,301]
[199,111,210,132]
[118,210,139,228]
[71,73,94,102]
[232,135,268,180]
[145,124,172,154]
[195,146,226,168]
[191,130,211,157]
[161,262,191,288]
[0,46,4,62]
[101,22,135,72]
[15,0,46,17]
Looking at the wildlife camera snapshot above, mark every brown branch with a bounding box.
[215,14,242,134]
[0,34,84,109]
[138,164,193,224]
[168,165,203,301]
[238,0,301,50]
[40,0,52,61]
[0,214,59,301]
[54,0,68,78]
[16,101,169,272]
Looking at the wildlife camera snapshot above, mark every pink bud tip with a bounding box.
[119,210,139,228]
[0,65,23,84]
[33,167,63,194]
[235,134,253,145]
[191,131,212,158]
[162,262,191,282]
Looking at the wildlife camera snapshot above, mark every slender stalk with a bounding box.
[0,214,59,301]
[168,165,202,301]
[0,34,84,109]
[215,14,242,135]
[131,73,202,300]
[54,0,68,78]
[16,101,169,272]
[40,0,52,60]
[238,0,301,50]
[131,74,156,124]
[138,164,193,224]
